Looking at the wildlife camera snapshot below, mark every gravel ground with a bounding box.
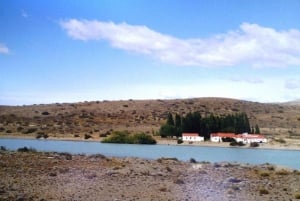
[1,151,300,201]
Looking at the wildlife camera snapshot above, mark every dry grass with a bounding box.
[0,97,300,138]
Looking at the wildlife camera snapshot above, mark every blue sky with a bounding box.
[1,0,300,105]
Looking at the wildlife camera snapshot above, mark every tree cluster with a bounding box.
[160,112,259,140]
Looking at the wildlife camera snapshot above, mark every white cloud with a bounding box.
[0,43,9,54]
[60,19,300,67]
[285,79,300,89]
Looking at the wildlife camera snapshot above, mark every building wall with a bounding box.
[182,136,204,142]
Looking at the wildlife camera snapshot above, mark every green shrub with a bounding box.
[177,139,183,144]
[190,158,197,163]
[102,131,156,144]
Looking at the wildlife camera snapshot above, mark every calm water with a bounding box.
[1,138,300,169]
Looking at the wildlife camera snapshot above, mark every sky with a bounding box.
[1,0,300,105]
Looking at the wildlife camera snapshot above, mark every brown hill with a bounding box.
[0,97,300,139]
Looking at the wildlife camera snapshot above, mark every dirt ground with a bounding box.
[1,151,300,201]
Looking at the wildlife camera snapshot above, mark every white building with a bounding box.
[182,133,204,142]
[210,132,267,144]
[235,133,268,144]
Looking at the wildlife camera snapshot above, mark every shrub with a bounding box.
[59,152,72,160]
[0,146,7,151]
[102,131,156,144]
[177,139,183,144]
[259,188,269,195]
[230,141,245,146]
[36,132,48,139]
[17,127,24,132]
[250,142,259,147]
[17,146,36,152]
[276,170,289,175]
[84,134,92,139]
[130,133,156,144]
[260,172,270,177]
[295,192,300,199]
[190,158,197,163]
[41,111,50,115]
[23,128,37,134]
[275,138,286,144]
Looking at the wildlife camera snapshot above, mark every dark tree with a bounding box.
[255,124,260,134]
[166,113,175,126]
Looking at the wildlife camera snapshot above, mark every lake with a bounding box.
[1,138,300,169]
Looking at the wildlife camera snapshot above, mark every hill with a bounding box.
[0,97,300,139]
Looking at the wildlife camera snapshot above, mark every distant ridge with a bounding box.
[0,97,299,137]
[280,99,300,106]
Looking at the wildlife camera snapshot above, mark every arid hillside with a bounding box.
[0,97,300,139]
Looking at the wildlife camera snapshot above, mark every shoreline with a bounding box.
[1,134,300,151]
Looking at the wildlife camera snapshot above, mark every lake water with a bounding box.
[1,138,300,169]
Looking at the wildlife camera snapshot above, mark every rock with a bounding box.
[227,177,243,183]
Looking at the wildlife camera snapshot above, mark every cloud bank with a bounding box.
[285,79,300,89]
[0,44,9,54]
[60,19,300,67]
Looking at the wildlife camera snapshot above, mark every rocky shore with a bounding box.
[1,150,300,201]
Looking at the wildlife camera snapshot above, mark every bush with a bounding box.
[190,158,197,163]
[177,139,183,144]
[250,142,259,147]
[84,134,92,140]
[230,141,245,146]
[295,192,300,199]
[0,146,7,151]
[259,188,269,195]
[17,146,36,152]
[102,131,156,144]
[23,128,37,134]
[59,152,72,160]
[259,172,270,177]
[130,133,156,144]
[36,132,48,139]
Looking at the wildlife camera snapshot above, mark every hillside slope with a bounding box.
[0,97,300,138]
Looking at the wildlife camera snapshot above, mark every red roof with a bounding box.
[182,133,199,137]
[237,134,266,139]
[210,133,236,138]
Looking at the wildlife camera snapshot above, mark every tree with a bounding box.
[175,114,182,137]
[159,124,176,138]
[255,124,260,134]
[166,113,174,126]
[182,112,201,133]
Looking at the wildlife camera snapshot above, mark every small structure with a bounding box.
[236,133,267,144]
[210,132,236,142]
[210,132,267,143]
[182,133,204,142]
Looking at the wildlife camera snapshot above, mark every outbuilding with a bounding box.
[182,133,204,142]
